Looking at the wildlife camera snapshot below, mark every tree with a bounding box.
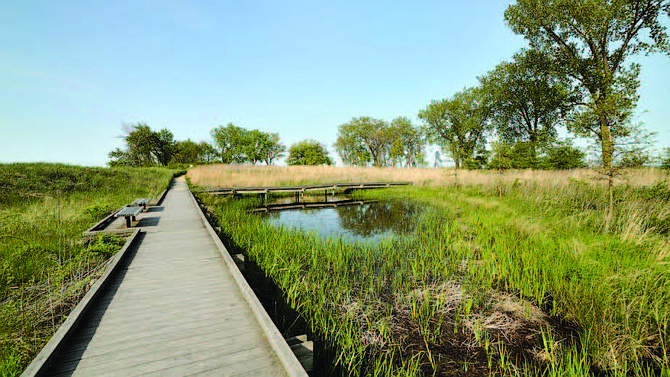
[287,140,333,166]
[170,139,201,164]
[540,140,586,170]
[388,117,425,167]
[108,148,131,167]
[108,123,174,167]
[488,142,516,171]
[463,149,491,170]
[123,123,158,166]
[153,128,176,166]
[505,0,670,224]
[480,49,575,155]
[197,142,219,163]
[418,87,492,169]
[211,123,249,164]
[253,132,285,165]
[335,117,391,167]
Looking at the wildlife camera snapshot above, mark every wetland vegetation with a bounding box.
[190,164,670,377]
[0,163,174,376]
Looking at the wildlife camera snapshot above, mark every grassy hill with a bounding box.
[0,163,175,375]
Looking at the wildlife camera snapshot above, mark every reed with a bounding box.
[192,164,670,376]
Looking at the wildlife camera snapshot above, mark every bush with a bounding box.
[661,148,670,170]
[540,142,586,170]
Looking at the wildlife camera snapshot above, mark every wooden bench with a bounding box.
[115,206,143,228]
[132,198,151,210]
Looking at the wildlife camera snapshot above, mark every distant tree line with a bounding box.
[332,0,670,174]
[110,1,670,173]
[108,123,333,167]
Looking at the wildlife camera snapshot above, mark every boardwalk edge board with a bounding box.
[82,206,124,234]
[21,229,143,377]
[187,187,309,377]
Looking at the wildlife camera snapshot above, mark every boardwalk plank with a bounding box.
[47,177,289,376]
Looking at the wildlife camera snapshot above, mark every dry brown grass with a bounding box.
[188,164,669,189]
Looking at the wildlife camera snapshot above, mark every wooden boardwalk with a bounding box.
[40,177,302,377]
[205,181,412,195]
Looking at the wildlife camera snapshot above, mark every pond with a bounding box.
[257,199,421,244]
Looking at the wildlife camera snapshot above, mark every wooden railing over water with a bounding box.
[204,182,412,200]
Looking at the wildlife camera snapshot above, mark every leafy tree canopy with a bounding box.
[108,123,176,167]
[418,87,492,169]
[211,124,285,165]
[287,139,333,166]
[335,117,391,167]
[480,49,576,151]
[505,0,670,170]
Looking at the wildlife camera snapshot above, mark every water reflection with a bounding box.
[258,200,420,244]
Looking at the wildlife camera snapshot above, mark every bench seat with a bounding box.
[115,206,143,227]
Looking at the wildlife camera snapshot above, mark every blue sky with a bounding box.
[1,0,668,166]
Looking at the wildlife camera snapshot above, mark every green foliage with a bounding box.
[170,139,201,164]
[286,139,333,166]
[462,149,490,170]
[619,151,651,168]
[418,87,492,169]
[334,116,425,167]
[540,141,586,170]
[489,140,586,170]
[662,148,670,170]
[210,123,285,165]
[87,234,125,258]
[199,177,670,375]
[505,0,670,169]
[211,123,248,163]
[489,141,538,170]
[480,49,574,147]
[84,204,115,220]
[108,123,176,167]
[335,116,390,167]
[0,163,174,373]
[488,142,515,171]
[388,117,425,167]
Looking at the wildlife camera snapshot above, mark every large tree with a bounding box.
[108,123,175,167]
[287,140,333,166]
[197,141,219,163]
[249,131,285,165]
[418,87,492,169]
[388,117,425,167]
[505,0,669,171]
[211,123,249,164]
[211,124,285,165]
[480,49,576,157]
[335,117,392,167]
[170,139,201,164]
[153,128,176,166]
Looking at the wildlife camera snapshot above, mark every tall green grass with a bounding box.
[196,174,670,376]
[0,163,175,375]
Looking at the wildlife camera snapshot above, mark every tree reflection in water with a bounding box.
[259,201,420,244]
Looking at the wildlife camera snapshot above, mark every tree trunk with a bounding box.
[599,112,615,233]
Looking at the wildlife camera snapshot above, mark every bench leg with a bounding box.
[125,216,132,228]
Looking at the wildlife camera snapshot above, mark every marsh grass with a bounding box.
[0,163,174,375]
[192,165,670,376]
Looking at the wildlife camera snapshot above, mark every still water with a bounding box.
[258,200,420,244]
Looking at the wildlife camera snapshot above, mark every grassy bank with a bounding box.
[191,165,670,376]
[0,163,175,375]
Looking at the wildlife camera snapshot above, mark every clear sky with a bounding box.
[1,0,668,167]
